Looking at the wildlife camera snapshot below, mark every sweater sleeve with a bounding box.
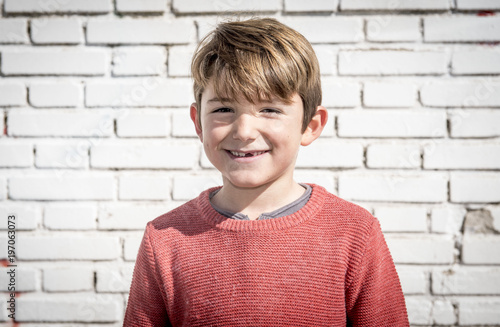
[123,222,171,327]
[345,218,409,326]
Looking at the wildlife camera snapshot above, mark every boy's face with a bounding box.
[190,81,323,190]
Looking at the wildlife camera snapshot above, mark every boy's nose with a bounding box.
[232,114,259,141]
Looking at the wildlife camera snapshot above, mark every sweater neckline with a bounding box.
[196,183,326,232]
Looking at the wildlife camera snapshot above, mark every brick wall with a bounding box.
[0,0,499,325]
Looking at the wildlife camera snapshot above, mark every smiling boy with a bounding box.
[124,18,409,326]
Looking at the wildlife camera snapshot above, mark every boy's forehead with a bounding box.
[201,82,294,106]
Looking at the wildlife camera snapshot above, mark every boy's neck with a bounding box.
[211,179,306,221]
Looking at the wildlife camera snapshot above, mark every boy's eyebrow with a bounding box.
[207,97,232,103]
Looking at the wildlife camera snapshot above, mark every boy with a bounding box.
[124,18,409,326]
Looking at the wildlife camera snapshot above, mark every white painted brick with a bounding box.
[172,110,198,137]
[294,171,336,194]
[8,110,114,137]
[4,0,112,13]
[363,82,417,107]
[119,174,170,200]
[425,143,500,170]
[172,174,222,200]
[374,206,427,232]
[116,0,167,12]
[386,235,454,264]
[458,297,500,325]
[457,0,500,10]
[452,50,500,75]
[2,49,107,76]
[113,47,166,76]
[322,80,361,107]
[366,16,420,42]
[491,206,500,233]
[0,82,26,106]
[35,142,89,169]
[31,18,83,44]
[0,205,40,230]
[450,110,500,138]
[0,142,32,167]
[432,299,457,325]
[341,0,450,10]
[282,17,363,43]
[431,207,466,234]
[395,266,427,294]
[313,45,336,76]
[116,111,170,137]
[463,235,500,264]
[16,294,122,322]
[98,203,167,230]
[29,81,82,107]
[173,0,281,13]
[425,16,500,42]
[0,19,28,43]
[296,141,363,168]
[86,79,193,107]
[339,51,447,75]
[43,267,93,292]
[339,173,448,203]
[44,204,97,230]
[405,297,432,325]
[284,0,338,12]
[0,179,6,200]
[433,267,500,295]
[337,110,447,138]
[16,235,120,260]
[124,236,142,261]
[168,45,195,77]
[96,267,133,292]
[421,81,500,107]
[451,173,500,203]
[91,142,198,169]
[0,267,38,292]
[87,19,194,44]
[9,175,115,201]
[366,143,421,169]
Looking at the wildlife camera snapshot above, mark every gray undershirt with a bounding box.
[209,184,312,221]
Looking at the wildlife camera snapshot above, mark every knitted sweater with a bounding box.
[123,184,409,326]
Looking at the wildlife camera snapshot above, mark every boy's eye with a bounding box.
[261,108,281,114]
[212,107,233,113]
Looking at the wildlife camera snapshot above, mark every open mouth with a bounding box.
[226,150,268,158]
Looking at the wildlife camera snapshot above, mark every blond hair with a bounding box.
[191,18,322,132]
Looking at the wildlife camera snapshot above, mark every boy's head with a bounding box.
[191,18,322,132]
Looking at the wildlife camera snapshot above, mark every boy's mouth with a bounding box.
[226,150,268,158]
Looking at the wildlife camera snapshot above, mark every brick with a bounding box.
[0,267,38,292]
[284,0,338,12]
[4,0,112,13]
[0,19,28,43]
[0,142,32,167]
[8,110,114,137]
[116,110,170,137]
[322,80,361,107]
[116,0,167,12]
[29,81,82,107]
[363,82,417,107]
[86,79,193,107]
[386,235,454,264]
[294,171,336,194]
[87,19,194,44]
[338,110,447,138]
[374,206,427,232]
[43,267,93,292]
[0,205,40,230]
[0,82,26,106]
[9,175,115,200]
[296,141,363,168]
[433,267,500,295]
[31,18,83,44]
[282,17,363,43]
[1,49,107,76]
[425,143,500,170]
[491,207,500,233]
[172,110,198,137]
[173,0,281,13]
[463,235,500,264]
[124,236,142,261]
[450,110,500,138]
[341,0,450,10]
[366,16,421,42]
[458,297,500,325]
[0,179,5,200]
[452,50,500,75]
[44,204,97,230]
[395,266,427,294]
[91,142,198,169]
[98,203,167,230]
[172,174,223,200]
[96,266,133,292]
[432,300,457,325]
[366,143,421,169]
[35,142,89,169]
[405,297,432,325]
[421,80,500,107]
[457,0,500,10]
[339,51,447,75]
[451,173,500,203]
[425,16,500,42]
[16,294,122,322]
[431,207,466,234]
[168,45,195,77]
[113,47,166,76]
[313,45,336,76]
[119,174,170,200]
[339,173,448,203]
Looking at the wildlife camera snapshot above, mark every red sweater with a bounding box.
[124,184,409,326]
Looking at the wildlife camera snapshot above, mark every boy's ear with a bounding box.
[301,106,328,146]
[190,102,203,142]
